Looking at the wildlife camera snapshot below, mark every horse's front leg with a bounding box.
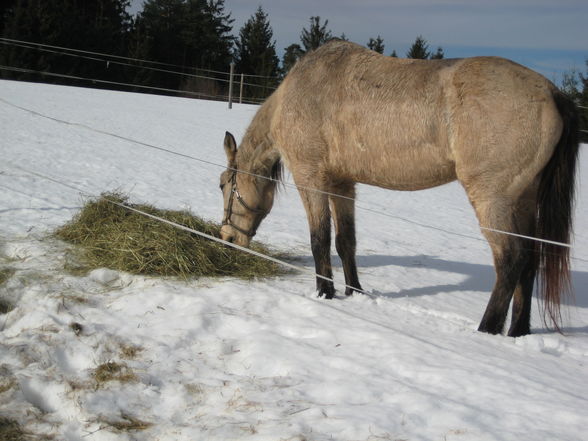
[300,189,335,298]
[329,187,362,296]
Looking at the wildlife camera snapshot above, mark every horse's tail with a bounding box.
[535,90,580,330]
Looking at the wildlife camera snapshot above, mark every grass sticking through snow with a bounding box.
[101,414,152,432]
[120,344,143,360]
[0,268,14,286]
[0,417,24,441]
[0,378,15,395]
[0,269,14,314]
[0,300,13,315]
[93,361,137,387]
[54,193,287,279]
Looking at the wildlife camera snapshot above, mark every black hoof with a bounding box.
[507,325,531,338]
[478,312,507,335]
[317,284,335,299]
[477,323,504,335]
[344,285,363,296]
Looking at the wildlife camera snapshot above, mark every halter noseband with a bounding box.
[222,171,267,238]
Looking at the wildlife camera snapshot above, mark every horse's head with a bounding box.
[219,132,281,247]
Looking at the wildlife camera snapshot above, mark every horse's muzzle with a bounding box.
[220,224,251,247]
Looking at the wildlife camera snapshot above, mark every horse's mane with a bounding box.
[270,158,284,186]
[237,93,283,188]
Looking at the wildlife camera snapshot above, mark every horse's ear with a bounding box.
[224,132,237,167]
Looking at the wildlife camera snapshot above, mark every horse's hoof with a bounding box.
[317,288,335,299]
[507,326,531,338]
[345,285,363,296]
[477,323,504,335]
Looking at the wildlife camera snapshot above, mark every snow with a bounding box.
[1,79,587,441]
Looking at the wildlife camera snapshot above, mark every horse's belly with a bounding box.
[330,143,457,191]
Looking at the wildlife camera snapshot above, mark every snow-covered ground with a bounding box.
[0,80,587,441]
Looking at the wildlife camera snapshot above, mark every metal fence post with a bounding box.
[228,62,235,109]
[239,73,244,104]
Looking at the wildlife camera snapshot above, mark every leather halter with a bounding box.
[222,171,267,238]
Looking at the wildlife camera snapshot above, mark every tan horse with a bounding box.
[219,40,579,337]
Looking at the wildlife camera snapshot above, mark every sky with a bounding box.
[128,0,588,83]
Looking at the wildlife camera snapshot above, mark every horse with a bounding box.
[218,40,579,337]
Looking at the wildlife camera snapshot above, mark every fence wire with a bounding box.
[0,36,280,81]
[4,161,370,296]
[1,95,583,257]
[0,65,266,105]
[0,39,278,92]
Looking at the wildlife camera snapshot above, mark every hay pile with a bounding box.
[55,193,285,279]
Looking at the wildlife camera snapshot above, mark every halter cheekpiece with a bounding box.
[222,171,267,238]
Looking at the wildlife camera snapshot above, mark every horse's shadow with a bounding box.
[357,254,496,299]
[294,253,588,308]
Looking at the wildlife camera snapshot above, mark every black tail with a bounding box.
[535,90,580,330]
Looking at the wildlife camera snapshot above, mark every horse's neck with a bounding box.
[237,96,275,172]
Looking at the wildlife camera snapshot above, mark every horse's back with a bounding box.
[273,41,458,189]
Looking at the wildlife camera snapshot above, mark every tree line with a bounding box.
[0,1,446,99]
[0,0,586,137]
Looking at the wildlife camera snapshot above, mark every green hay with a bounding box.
[0,417,24,441]
[54,193,287,280]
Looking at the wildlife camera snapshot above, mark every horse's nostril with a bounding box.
[227,235,235,243]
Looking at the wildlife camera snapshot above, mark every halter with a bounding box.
[222,171,267,238]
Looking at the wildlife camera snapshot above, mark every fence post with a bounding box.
[228,62,235,109]
[239,73,244,104]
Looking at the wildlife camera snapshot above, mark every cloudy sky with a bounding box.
[129,0,587,82]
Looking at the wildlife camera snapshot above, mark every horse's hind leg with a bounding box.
[469,193,536,335]
[508,194,538,337]
[508,248,536,337]
[329,183,363,296]
[478,241,525,334]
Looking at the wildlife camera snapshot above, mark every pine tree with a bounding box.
[406,35,430,59]
[281,16,332,75]
[367,36,385,54]
[131,0,186,89]
[561,68,581,102]
[281,43,303,75]
[578,61,588,142]
[132,0,234,93]
[300,16,332,52]
[0,0,43,79]
[0,0,17,34]
[390,49,398,58]
[1,0,132,84]
[234,6,279,100]
[562,64,588,142]
[190,0,234,69]
[431,46,444,59]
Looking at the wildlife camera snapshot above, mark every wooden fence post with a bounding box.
[228,62,235,109]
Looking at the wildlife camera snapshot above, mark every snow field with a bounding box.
[0,80,587,440]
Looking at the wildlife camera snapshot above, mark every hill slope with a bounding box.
[1,80,587,441]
